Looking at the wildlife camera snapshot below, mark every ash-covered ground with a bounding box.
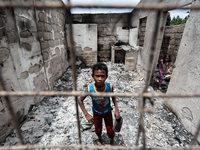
[2,62,198,148]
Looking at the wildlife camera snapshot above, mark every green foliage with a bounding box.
[170,15,189,25]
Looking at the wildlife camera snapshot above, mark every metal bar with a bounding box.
[66,0,82,145]
[0,1,199,10]
[0,1,200,150]
[1,91,200,98]
[136,90,146,148]
[0,71,24,145]
[191,121,200,145]
[0,144,200,150]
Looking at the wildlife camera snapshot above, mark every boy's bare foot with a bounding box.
[97,141,102,145]
[97,136,102,145]
[110,138,114,145]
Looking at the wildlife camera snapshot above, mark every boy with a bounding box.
[78,62,121,145]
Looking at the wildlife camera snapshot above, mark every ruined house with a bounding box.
[0,0,200,147]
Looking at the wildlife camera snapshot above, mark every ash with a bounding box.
[2,62,198,148]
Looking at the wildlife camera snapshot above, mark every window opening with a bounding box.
[138,17,147,47]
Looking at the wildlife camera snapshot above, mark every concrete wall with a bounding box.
[72,13,130,62]
[160,24,185,66]
[0,3,68,142]
[66,24,97,67]
[164,0,200,143]
[130,4,162,77]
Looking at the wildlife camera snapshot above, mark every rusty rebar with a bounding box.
[0,0,200,150]
[136,90,147,148]
[191,120,200,146]
[0,71,24,145]
[0,144,200,150]
[0,91,200,98]
[0,1,198,10]
[66,0,82,145]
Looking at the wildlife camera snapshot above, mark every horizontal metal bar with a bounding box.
[0,91,200,98]
[0,144,200,150]
[0,1,199,10]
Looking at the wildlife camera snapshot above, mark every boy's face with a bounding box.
[92,69,108,87]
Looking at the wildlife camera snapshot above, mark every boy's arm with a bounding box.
[78,88,93,122]
[111,86,120,119]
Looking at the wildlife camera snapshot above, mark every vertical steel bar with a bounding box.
[0,70,24,145]
[137,1,162,148]
[135,90,146,149]
[191,121,200,145]
[66,0,82,145]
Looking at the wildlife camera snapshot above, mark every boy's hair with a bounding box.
[163,54,171,63]
[92,62,108,76]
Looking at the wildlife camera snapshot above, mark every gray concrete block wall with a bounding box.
[36,8,68,88]
[72,13,130,62]
[0,3,68,142]
[160,24,185,66]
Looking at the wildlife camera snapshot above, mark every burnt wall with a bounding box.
[160,24,185,66]
[0,1,68,142]
[71,13,131,62]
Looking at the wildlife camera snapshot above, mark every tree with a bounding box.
[170,15,189,25]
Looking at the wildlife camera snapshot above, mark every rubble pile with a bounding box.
[2,62,197,147]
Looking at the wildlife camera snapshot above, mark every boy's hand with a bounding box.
[85,114,94,123]
[114,110,120,119]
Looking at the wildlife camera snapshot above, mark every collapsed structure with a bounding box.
[0,0,199,145]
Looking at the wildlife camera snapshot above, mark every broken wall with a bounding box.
[71,13,130,62]
[0,1,68,142]
[160,24,185,66]
[131,0,193,77]
[164,0,200,143]
[66,24,97,67]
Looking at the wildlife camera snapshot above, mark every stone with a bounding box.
[43,51,49,61]
[28,64,42,74]
[33,72,45,86]
[21,121,35,131]
[38,12,49,22]
[7,31,17,43]
[0,47,9,63]
[33,131,44,138]
[40,41,49,50]
[20,71,29,79]
[20,30,31,38]
[22,43,31,52]
[37,22,45,31]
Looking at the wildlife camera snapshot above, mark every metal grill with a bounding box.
[0,1,200,150]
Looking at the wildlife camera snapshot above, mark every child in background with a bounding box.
[158,54,171,90]
[78,62,121,145]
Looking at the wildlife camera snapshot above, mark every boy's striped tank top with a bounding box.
[88,82,112,116]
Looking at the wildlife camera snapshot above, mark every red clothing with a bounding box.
[93,111,115,139]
